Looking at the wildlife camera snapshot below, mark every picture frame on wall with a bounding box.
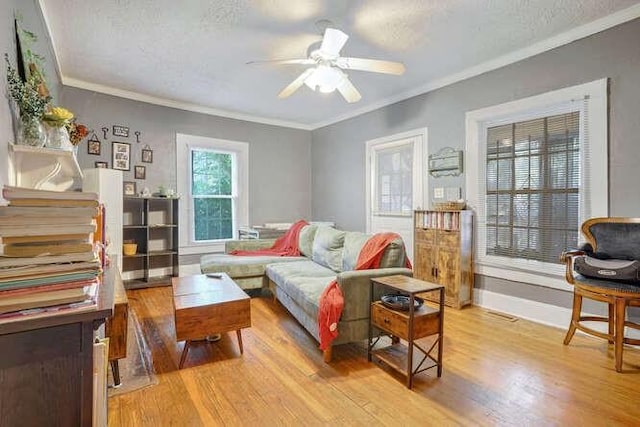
[123,181,136,196]
[112,125,130,138]
[141,146,153,163]
[112,141,131,171]
[134,165,146,180]
[95,161,108,169]
[87,137,101,155]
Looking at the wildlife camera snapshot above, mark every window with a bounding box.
[374,142,414,215]
[466,79,608,290]
[176,134,248,254]
[485,112,579,264]
[191,149,234,241]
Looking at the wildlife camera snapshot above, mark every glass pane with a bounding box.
[514,157,530,190]
[487,160,498,191]
[486,194,498,225]
[192,150,232,196]
[497,159,512,191]
[497,227,511,253]
[513,194,529,227]
[549,152,567,189]
[194,198,233,241]
[497,194,511,225]
[375,143,413,213]
[486,226,497,253]
[529,194,540,227]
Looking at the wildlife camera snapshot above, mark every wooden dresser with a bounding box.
[0,267,116,426]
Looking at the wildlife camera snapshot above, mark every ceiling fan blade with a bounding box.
[278,68,315,98]
[337,77,362,103]
[247,58,315,66]
[320,28,349,56]
[336,57,406,75]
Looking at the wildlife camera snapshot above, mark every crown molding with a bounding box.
[60,77,314,130]
[309,2,640,129]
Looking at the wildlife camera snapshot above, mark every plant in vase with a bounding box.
[43,106,74,149]
[5,54,50,146]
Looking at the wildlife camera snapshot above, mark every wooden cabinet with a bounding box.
[368,275,444,389]
[414,210,473,308]
[0,267,116,426]
[122,196,179,289]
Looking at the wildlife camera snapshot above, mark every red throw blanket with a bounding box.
[318,232,412,350]
[230,220,309,256]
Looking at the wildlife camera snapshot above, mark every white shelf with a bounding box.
[9,144,83,190]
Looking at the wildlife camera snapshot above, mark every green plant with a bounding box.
[5,54,50,119]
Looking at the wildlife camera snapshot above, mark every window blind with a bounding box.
[485,111,580,264]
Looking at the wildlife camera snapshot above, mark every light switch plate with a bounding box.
[434,187,445,199]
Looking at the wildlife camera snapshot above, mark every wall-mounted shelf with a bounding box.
[9,144,82,190]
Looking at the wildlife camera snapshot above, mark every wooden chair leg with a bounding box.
[608,303,615,344]
[564,292,582,345]
[323,346,332,363]
[614,298,626,372]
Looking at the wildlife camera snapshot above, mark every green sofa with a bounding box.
[200,225,413,361]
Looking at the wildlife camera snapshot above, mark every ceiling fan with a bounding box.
[249,27,406,103]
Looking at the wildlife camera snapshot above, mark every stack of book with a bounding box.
[0,186,103,321]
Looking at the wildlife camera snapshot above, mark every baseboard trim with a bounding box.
[473,289,640,340]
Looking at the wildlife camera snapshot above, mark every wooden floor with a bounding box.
[108,286,640,426]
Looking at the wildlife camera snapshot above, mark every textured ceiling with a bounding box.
[41,0,640,128]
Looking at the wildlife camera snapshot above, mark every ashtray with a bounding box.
[380,294,423,311]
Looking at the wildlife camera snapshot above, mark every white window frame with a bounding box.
[365,128,426,227]
[176,133,249,255]
[465,79,608,291]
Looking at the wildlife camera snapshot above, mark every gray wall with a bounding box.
[1,0,61,192]
[61,87,312,227]
[311,18,640,307]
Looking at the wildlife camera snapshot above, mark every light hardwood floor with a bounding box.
[108,287,640,426]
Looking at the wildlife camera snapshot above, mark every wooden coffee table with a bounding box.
[171,273,251,369]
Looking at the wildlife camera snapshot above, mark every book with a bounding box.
[0,277,99,298]
[0,206,99,218]
[1,242,94,257]
[0,260,101,280]
[1,234,91,245]
[0,251,97,268]
[0,283,97,314]
[0,224,95,238]
[0,297,97,325]
[0,270,99,292]
[0,215,94,226]
[7,199,99,208]
[2,186,98,201]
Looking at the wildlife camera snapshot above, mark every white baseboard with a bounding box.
[473,289,640,340]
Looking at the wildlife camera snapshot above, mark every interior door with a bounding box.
[366,129,426,263]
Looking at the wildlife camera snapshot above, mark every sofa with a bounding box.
[200,225,413,361]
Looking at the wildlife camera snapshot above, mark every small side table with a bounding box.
[368,275,444,388]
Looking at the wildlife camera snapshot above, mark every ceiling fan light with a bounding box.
[304,65,345,93]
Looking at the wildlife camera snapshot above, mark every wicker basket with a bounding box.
[433,201,466,211]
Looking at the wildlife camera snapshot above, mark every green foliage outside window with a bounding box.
[192,150,234,241]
